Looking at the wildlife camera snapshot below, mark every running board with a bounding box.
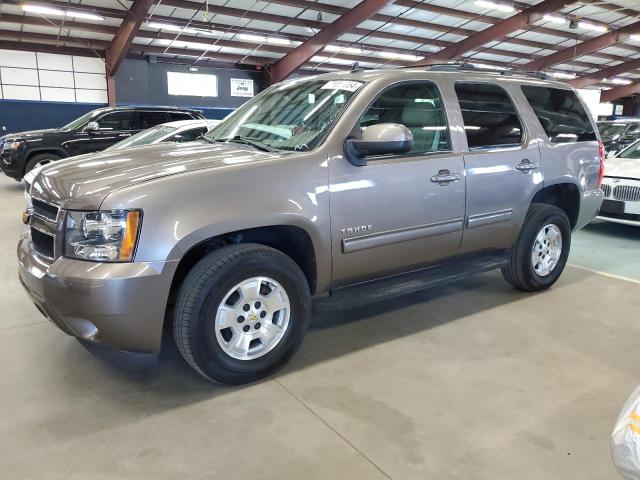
[315,251,509,311]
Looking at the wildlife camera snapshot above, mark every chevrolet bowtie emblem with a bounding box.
[22,210,31,225]
[249,314,258,321]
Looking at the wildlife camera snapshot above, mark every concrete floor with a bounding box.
[0,175,639,480]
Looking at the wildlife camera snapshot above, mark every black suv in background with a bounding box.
[0,106,204,180]
[597,119,640,156]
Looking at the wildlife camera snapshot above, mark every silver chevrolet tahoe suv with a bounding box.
[18,66,605,384]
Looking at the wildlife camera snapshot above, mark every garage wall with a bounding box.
[115,58,264,119]
[0,49,109,134]
[0,49,108,103]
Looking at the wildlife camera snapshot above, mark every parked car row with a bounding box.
[0,105,206,180]
[597,119,640,157]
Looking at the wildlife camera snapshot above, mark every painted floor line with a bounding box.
[568,263,640,285]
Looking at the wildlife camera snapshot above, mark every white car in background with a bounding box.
[598,138,640,226]
[24,119,220,198]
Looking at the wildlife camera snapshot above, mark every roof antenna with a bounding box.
[351,61,360,72]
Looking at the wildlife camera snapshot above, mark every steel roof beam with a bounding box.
[415,0,574,66]
[524,20,640,71]
[569,58,640,89]
[601,82,640,103]
[106,0,155,76]
[269,0,394,83]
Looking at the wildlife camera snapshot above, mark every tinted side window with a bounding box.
[168,112,195,121]
[139,111,169,129]
[454,83,523,149]
[167,127,207,143]
[521,86,596,143]
[96,112,135,130]
[358,82,450,154]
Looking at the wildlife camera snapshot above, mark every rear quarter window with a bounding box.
[521,86,596,143]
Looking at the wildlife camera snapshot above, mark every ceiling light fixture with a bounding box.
[378,51,424,62]
[609,78,632,85]
[22,4,103,20]
[474,0,516,13]
[548,71,577,80]
[146,22,222,37]
[630,34,640,42]
[543,14,566,24]
[324,44,363,55]
[578,21,608,33]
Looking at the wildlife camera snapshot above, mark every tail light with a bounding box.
[598,140,605,188]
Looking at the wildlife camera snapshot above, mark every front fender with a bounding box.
[101,153,332,292]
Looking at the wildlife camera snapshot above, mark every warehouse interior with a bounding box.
[1,1,640,479]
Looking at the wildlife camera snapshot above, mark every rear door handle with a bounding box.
[515,159,538,172]
[431,169,463,185]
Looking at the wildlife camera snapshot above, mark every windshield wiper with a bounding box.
[222,135,276,152]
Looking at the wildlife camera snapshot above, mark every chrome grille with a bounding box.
[614,185,640,202]
[31,227,55,259]
[602,184,612,198]
[32,198,59,221]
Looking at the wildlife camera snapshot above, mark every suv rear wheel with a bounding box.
[501,203,571,292]
[173,244,311,384]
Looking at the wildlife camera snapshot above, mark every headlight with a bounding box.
[64,210,142,262]
[2,140,25,150]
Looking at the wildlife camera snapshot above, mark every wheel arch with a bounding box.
[24,148,67,174]
[530,182,581,229]
[165,224,319,331]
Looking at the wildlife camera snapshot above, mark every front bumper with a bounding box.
[17,233,178,353]
[0,149,25,180]
[597,178,640,227]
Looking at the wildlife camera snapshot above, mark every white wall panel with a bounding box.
[1,67,39,86]
[40,87,76,102]
[0,49,106,104]
[37,52,73,71]
[0,49,37,68]
[39,70,75,88]
[75,89,107,103]
[74,72,107,89]
[72,56,106,74]
[3,85,40,100]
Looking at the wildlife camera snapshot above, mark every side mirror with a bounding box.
[85,121,99,133]
[344,123,414,166]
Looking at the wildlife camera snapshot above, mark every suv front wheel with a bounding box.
[501,203,571,292]
[174,244,311,384]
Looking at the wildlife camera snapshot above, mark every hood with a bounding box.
[605,156,640,179]
[30,141,280,209]
[2,129,61,141]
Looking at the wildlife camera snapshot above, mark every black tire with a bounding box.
[24,153,61,176]
[501,203,571,292]
[174,243,311,385]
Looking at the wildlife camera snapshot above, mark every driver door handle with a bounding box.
[431,169,463,185]
[515,159,538,172]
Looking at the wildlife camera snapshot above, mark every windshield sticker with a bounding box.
[321,80,363,92]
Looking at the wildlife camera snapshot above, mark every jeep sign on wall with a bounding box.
[230,78,254,97]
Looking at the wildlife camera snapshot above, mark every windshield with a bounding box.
[618,140,640,159]
[598,123,626,139]
[106,125,177,151]
[62,110,100,130]
[205,79,364,151]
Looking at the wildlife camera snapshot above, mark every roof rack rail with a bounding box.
[396,62,553,81]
